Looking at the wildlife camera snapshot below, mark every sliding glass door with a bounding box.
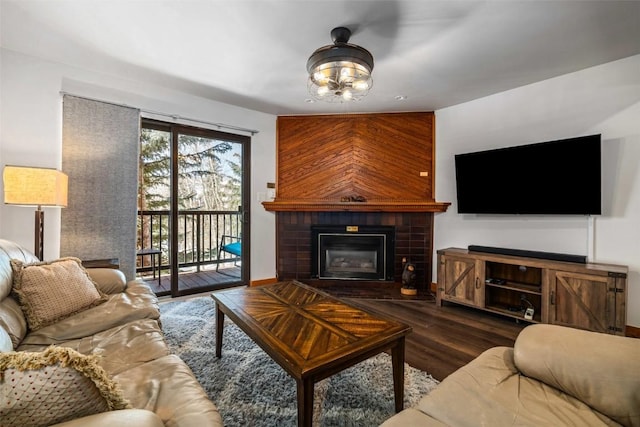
[137,119,250,297]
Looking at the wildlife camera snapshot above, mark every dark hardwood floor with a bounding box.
[286,284,526,381]
[346,297,526,381]
[314,283,527,381]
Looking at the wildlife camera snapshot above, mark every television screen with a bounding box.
[455,134,601,215]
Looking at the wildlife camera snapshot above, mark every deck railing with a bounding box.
[137,210,242,275]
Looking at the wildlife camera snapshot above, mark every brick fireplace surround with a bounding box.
[276,211,434,291]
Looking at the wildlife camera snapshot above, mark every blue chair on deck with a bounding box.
[217,235,241,271]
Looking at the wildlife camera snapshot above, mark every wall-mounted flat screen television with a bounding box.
[455,134,601,215]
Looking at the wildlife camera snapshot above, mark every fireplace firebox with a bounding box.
[311,225,395,281]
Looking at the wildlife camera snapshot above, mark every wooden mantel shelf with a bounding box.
[262,199,451,213]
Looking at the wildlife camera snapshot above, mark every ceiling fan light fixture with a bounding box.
[353,80,370,91]
[317,85,330,96]
[306,27,374,103]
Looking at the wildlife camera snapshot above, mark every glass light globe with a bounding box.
[317,85,330,96]
[313,70,329,84]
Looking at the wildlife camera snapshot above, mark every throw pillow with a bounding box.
[10,257,108,330]
[0,346,131,427]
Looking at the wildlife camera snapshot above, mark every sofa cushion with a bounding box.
[18,319,170,376]
[409,346,618,426]
[19,284,160,346]
[0,346,131,427]
[114,354,223,427]
[0,238,39,301]
[0,297,27,348]
[11,257,108,330]
[379,407,449,426]
[0,326,12,352]
[86,268,127,294]
[514,324,640,427]
[50,409,165,427]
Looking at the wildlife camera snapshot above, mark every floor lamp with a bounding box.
[3,166,68,260]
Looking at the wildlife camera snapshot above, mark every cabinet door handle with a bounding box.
[550,291,555,305]
[475,277,480,289]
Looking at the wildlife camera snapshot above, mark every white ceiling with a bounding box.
[1,0,639,116]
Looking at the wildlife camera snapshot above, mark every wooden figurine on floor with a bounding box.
[401,257,418,296]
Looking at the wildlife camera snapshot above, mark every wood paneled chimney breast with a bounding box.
[263,112,450,212]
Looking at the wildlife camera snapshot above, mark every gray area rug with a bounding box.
[160,296,439,426]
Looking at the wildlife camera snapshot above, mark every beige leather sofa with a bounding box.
[0,239,222,427]
[382,323,640,427]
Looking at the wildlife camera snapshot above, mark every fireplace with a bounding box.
[275,212,434,290]
[311,225,395,281]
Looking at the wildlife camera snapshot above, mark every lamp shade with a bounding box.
[3,166,68,207]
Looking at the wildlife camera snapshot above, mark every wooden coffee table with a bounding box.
[211,280,412,427]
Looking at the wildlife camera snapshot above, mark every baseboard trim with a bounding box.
[626,325,640,338]
[250,277,279,287]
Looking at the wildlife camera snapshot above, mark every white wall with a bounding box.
[434,55,640,327]
[0,48,277,281]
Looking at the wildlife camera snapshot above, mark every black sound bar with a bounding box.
[468,245,587,264]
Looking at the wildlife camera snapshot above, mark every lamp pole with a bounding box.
[34,205,44,260]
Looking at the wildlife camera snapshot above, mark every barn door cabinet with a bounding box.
[547,269,627,335]
[436,248,627,335]
[437,253,485,309]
